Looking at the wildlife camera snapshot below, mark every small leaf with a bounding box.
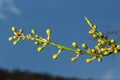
[85,17,92,27]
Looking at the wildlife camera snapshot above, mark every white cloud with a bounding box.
[0,13,7,19]
[102,70,120,80]
[0,0,21,20]
[103,71,114,80]
[10,6,21,14]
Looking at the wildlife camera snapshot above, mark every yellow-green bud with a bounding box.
[97,43,102,46]
[114,49,119,54]
[19,28,23,33]
[35,41,39,45]
[103,51,110,56]
[37,46,44,52]
[8,37,13,41]
[82,43,88,49]
[72,42,78,48]
[46,29,52,36]
[91,49,96,53]
[71,57,77,62]
[93,25,97,30]
[95,45,99,50]
[110,39,115,44]
[98,39,102,43]
[93,34,98,38]
[117,44,120,50]
[86,59,92,63]
[12,27,16,32]
[101,48,106,52]
[31,29,36,35]
[98,57,102,62]
[13,40,18,45]
[101,40,106,45]
[52,53,59,59]
[88,30,93,34]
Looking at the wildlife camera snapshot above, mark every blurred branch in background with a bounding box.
[84,27,120,44]
[105,28,120,44]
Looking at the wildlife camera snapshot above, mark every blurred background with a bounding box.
[0,0,120,80]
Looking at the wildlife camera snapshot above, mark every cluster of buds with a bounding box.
[8,27,52,52]
[71,42,81,62]
[8,27,24,45]
[84,17,120,63]
[8,17,120,64]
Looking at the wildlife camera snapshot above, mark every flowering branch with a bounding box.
[8,17,120,63]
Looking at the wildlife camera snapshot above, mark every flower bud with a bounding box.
[117,44,120,50]
[97,43,102,46]
[13,40,18,45]
[8,37,13,41]
[37,46,44,52]
[110,39,115,44]
[82,43,88,49]
[46,29,52,36]
[71,57,77,62]
[35,41,39,45]
[19,28,23,33]
[12,27,16,32]
[98,39,102,43]
[93,25,97,30]
[88,30,93,34]
[114,49,119,54]
[72,42,78,48]
[91,49,96,53]
[93,34,98,38]
[101,40,106,45]
[98,57,102,62]
[95,45,99,50]
[86,59,92,63]
[52,53,59,59]
[103,51,110,56]
[31,29,36,35]
[101,48,106,52]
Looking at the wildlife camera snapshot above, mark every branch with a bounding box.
[8,17,120,63]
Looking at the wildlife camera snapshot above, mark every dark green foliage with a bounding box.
[0,68,93,80]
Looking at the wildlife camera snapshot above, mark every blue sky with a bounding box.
[0,0,120,79]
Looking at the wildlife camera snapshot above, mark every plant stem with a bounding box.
[37,38,100,56]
